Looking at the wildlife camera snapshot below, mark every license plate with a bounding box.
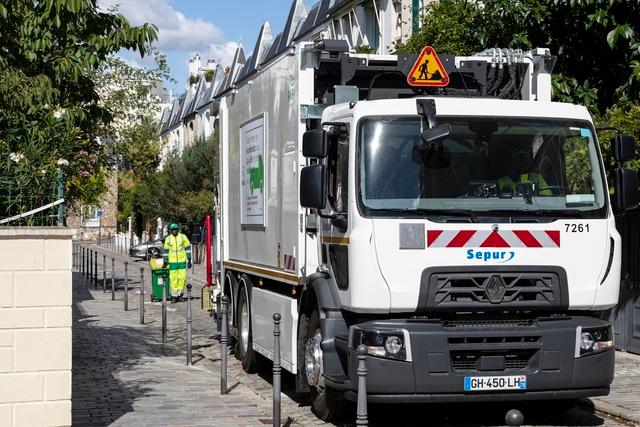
[464,375,527,391]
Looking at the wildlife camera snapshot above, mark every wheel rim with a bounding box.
[305,329,323,387]
[240,297,249,353]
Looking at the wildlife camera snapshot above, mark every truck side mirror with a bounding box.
[300,164,327,209]
[615,167,639,211]
[303,129,329,158]
[612,134,635,162]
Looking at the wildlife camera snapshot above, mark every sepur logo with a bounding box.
[427,229,560,263]
[467,249,515,263]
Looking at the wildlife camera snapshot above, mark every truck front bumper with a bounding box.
[329,316,614,403]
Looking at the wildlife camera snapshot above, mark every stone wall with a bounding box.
[0,227,74,427]
[66,170,118,240]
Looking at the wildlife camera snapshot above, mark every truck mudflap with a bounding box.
[328,316,614,403]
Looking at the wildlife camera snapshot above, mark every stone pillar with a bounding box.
[0,227,74,427]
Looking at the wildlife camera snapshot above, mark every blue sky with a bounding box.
[101,0,298,95]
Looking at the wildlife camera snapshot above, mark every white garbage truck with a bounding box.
[215,36,638,420]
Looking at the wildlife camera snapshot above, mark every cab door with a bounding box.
[320,123,350,291]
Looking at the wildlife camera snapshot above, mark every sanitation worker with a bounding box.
[497,148,551,196]
[163,223,192,302]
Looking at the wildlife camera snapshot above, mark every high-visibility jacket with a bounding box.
[498,172,551,196]
[163,232,191,296]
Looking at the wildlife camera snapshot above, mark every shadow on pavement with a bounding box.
[72,273,181,425]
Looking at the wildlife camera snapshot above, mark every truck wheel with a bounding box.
[235,283,260,373]
[305,308,349,421]
[224,273,237,350]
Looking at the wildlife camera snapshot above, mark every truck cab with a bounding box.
[302,96,624,406]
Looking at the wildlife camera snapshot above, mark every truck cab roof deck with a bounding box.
[307,42,552,105]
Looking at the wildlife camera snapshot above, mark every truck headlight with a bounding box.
[352,329,410,361]
[576,326,613,357]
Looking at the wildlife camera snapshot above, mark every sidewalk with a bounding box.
[71,258,326,427]
[589,351,640,424]
[72,271,268,426]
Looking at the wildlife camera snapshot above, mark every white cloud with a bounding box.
[207,42,241,68]
[100,0,225,52]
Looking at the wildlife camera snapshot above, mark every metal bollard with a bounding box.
[272,313,282,427]
[102,255,107,292]
[139,268,145,324]
[82,247,85,276]
[111,258,115,300]
[161,269,167,343]
[94,251,98,288]
[186,283,193,365]
[356,344,368,426]
[215,294,221,332]
[124,262,129,311]
[220,295,228,394]
[89,250,93,283]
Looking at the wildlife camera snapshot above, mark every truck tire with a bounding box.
[235,282,260,373]
[224,273,237,349]
[305,307,350,421]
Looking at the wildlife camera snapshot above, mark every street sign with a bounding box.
[407,46,449,87]
[96,209,104,218]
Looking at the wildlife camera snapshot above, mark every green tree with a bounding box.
[130,133,219,225]
[117,118,162,179]
[395,0,481,56]
[0,0,158,206]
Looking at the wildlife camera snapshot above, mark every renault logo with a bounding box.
[484,275,507,303]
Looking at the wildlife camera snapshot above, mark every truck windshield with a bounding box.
[358,116,607,218]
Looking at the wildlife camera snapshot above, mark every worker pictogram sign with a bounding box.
[407,46,449,87]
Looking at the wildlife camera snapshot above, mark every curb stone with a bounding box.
[581,398,640,426]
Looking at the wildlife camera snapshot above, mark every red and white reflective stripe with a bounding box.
[283,254,296,270]
[427,230,560,248]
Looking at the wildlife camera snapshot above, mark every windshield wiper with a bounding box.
[484,209,587,218]
[382,208,478,222]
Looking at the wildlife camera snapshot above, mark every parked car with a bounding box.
[129,237,165,260]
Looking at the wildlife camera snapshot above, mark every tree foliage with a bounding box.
[119,134,219,233]
[117,118,162,179]
[0,0,158,206]
[395,0,482,56]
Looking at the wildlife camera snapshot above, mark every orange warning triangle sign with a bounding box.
[407,46,449,87]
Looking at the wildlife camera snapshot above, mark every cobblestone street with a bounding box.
[72,245,638,427]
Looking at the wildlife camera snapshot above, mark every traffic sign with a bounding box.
[407,46,449,87]
[96,209,103,218]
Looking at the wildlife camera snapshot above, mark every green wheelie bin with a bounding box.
[149,258,170,302]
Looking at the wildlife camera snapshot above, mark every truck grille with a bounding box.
[451,350,537,372]
[442,318,537,328]
[419,267,568,312]
[448,336,541,345]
